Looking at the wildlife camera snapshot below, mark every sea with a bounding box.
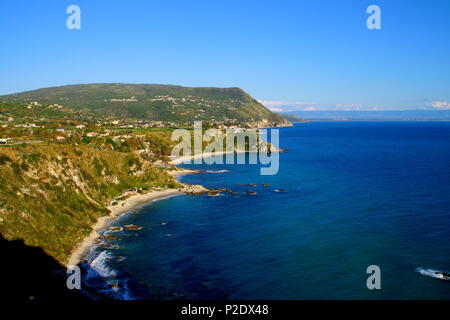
[81,121,450,300]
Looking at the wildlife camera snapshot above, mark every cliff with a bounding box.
[0,143,180,264]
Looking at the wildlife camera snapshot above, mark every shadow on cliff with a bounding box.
[0,234,87,302]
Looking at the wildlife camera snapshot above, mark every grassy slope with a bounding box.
[0,143,180,264]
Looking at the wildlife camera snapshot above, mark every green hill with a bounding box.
[0,84,291,127]
[278,113,306,123]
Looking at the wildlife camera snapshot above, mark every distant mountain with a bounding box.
[0,84,291,127]
[286,110,450,121]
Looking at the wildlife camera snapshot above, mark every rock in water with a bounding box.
[123,224,142,230]
[182,184,208,194]
[102,234,121,241]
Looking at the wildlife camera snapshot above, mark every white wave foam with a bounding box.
[205,169,229,173]
[88,251,117,278]
[416,267,450,280]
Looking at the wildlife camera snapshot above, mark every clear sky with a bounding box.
[0,0,449,111]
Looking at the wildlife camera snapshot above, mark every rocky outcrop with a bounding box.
[257,140,284,153]
[181,184,208,194]
[250,119,293,128]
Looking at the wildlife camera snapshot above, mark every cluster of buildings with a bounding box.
[106,96,138,102]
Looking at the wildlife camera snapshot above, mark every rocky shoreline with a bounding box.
[66,168,210,267]
[67,148,284,267]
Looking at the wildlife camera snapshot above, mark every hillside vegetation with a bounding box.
[0,143,180,264]
[0,84,288,265]
[1,84,291,127]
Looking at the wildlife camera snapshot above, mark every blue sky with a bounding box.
[0,0,449,111]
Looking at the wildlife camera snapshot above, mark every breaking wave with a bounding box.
[416,267,450,280]
[205,169,229,173]
[83,249,135,299]
[87,250,117,278]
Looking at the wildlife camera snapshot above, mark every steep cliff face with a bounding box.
[0,144,179,264]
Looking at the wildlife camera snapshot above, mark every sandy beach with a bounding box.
[169,147,279,166]
[67,151,245,267]
[167,168,202,177]
[66,188,183,267]
[67,150,266,267]
[66,164,210,267]
[169,151,236,165]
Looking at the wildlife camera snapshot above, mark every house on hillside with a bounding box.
[86,132,98,137]
[0,138,13,144]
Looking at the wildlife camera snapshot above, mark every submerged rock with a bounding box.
[101,243,120,249]
[123,224,142,230]
[116,256,127,262]
[108,282,119,289]
[102,234,121,241]
[206,188,237,196]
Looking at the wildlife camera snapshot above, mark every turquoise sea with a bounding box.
[83,122,450,299]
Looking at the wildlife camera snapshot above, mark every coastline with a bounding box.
[67,145,279,267]
[67,150,257,267]
[66,167,206,267]
[168,125,283,166]
[169,151,235,165]
[66,188,183,267]
[169,148,282,166]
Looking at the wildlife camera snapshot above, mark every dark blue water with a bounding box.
[85,122,450,299]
